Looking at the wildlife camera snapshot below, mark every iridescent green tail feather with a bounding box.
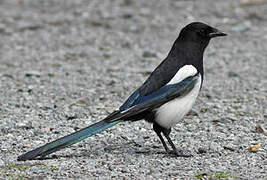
[18,120,122,161]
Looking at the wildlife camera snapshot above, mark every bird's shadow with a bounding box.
[27,141,171,161]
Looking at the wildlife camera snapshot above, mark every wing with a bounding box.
[120,59,180,111]
[107,74,199,122]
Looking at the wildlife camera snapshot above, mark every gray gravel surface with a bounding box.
[0,0,266,179]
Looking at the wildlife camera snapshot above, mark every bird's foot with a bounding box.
[167,150,192,157]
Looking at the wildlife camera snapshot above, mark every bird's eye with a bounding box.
[200,29,205,34]
[197,29,206,36]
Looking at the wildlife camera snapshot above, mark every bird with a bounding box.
[18,22,226,161]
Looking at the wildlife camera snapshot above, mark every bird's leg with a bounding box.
[162,130,192,157]
[153,123,170,153]
[153,123,191,157]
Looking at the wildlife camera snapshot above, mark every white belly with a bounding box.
[155,75,201,129]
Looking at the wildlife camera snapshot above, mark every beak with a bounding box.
[208,28,227,38]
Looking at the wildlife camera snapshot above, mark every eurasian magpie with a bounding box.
[18,22,226,161]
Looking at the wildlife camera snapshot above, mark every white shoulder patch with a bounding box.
[167,65,197,85]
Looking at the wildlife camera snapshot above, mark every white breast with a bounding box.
[155,65,201,129]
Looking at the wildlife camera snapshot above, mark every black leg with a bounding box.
[153,123,170,152]
[162,131,192,157]
[153,123,192,157]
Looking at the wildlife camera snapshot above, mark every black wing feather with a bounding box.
[113,74,199,122]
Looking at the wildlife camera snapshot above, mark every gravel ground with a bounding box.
[0,0,266,179]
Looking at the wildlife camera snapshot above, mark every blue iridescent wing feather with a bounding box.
[119,74,199,114]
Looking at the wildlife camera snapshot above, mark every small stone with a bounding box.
[135,148,150,154]
[25,71,41,77]
[0,159,4,166]
[2,74,13,78]
[223,145,236,151]
[228,71,240,78]
[197,148,207,154]
[40,106,53,111]
[17,122,27,127]
[121,167,130,173]
[66,114,78,120]
[255,124,267,136]
[18,23,42,32]
[133,139,144,147]
[44,127,52,132]
[129,25,139,33]
[143,51,157,58]
[248,144,260,152]
[23,144,33,148]
[121,13,133,19]
[6,133,14,138]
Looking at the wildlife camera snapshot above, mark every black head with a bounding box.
[168,22,226,78]
[178,22,227,48]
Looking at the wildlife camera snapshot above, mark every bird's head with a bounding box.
[178,22,227,48]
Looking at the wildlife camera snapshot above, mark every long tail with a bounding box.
[18,119,122,161]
